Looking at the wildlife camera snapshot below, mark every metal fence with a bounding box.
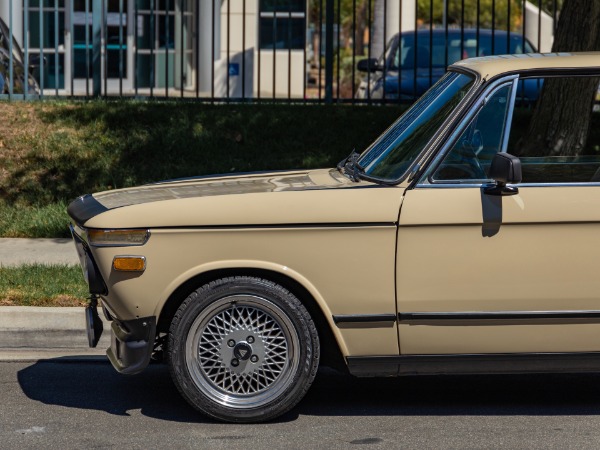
[0,0,560,103]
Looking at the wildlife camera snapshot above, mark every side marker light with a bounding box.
[113,256,146,272]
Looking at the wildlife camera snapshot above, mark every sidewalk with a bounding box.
[0,238,105,360]
[0,238,79,266]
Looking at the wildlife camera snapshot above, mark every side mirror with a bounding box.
[484,152,522,196]
[357,58,380,73]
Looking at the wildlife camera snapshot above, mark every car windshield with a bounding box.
[358,71,475,181]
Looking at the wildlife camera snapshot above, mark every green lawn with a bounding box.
[0,264,88,306]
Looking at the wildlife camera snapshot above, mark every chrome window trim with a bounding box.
[357,68,483,186]
[418,74,519,186]
[417,73,600,189]
[501,77,519,152]
[407,69,484,176]
[414,182,600,189]
[513,182,600,188]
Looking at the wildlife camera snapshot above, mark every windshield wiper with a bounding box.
[337,149,364,182]
[337,149,399,185]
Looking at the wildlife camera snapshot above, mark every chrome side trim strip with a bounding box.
[398,220,600,228]
[153,222,398,231]
[331,310,600,326]
[333,314,397,324]
[399,310,600,322]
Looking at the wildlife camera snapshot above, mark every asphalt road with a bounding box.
[2,359,600,449]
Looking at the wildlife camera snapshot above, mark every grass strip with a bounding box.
[0,264,88,307]
[0,201,70,238]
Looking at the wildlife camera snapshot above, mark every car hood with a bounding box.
[68,168,404,229]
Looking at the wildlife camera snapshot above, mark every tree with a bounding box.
[417,0,523,29]
[309,0,371,57]
[517,0,600,156]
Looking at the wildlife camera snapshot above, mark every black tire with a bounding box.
[168,276,320,423]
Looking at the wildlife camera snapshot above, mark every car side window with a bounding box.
[432,83,512,182]
[507,76,600,184]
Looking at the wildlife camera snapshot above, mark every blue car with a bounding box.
[357,29,538,101]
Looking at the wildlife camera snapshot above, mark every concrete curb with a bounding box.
[0,348,108,362]
[0,306,110,351]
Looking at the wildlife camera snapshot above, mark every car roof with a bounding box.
[450,52,600,78]
[403,28,521,37]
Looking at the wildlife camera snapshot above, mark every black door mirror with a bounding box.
[484,152,522,196]
[357,58,380,72]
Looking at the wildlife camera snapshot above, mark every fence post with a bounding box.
[324,0,334,103]
[92,0,102,96]
[8,0,13,99]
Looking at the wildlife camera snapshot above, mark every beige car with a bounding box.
[69,52,600,423]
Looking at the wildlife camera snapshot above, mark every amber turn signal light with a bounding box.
[113,256,146,272]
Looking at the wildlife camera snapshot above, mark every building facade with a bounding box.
[0,1,552,99]
[0,0,314,98]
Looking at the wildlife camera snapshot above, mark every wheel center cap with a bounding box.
[233,342,252,361]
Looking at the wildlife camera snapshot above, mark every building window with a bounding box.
[27,1,66,89]
[72,0,128,80]
[259,0,306,50]
[135,0,193,89]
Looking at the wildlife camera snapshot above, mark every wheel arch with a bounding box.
[156,266,348,372]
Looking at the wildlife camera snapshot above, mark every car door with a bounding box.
[396,72,600,355]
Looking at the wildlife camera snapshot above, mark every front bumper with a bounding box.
[70,224,156,374]
[106,316,157,375]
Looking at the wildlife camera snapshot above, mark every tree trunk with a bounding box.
[354,1,368,57]
[517,0,600,157]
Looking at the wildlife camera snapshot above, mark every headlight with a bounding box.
[88,229,150,247]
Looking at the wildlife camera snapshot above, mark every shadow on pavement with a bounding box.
[18,359,214,423]
[17,359,600,423]
[296,368,600,418]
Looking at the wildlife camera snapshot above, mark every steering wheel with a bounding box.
[454,129,486,179]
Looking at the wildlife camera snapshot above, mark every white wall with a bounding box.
[0,0,24,48]
[214,0,307,99]
[215,0,257,98]
[198,0,223,94]
[255,51,305,98]
[525,1,554,52]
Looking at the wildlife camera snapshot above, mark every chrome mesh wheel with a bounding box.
[185,295,300,408]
